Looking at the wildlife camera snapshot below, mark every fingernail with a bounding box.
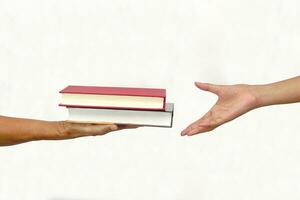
[181,129,187,136]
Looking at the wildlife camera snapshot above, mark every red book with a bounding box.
[59,85,166,110]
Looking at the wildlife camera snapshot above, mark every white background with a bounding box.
[1,0,300,199]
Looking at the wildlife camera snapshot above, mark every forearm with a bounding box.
[0,116,62,146]
[253,76,300,107]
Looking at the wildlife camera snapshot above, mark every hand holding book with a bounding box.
[0,116,136,146]
[0,85,171,146]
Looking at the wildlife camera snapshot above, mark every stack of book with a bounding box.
[59,85,174,127]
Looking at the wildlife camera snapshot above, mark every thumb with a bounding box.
[195,82,220,95]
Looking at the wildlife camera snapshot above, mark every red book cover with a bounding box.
[60,85,166,97]
[59,85,166,110]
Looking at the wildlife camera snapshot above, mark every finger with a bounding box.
[87,124,118,136]
[117,124,140,130]
[182,118,214,136]
[186,125,214,136]
[181,121,199,136]
[181,118,210,136]
[185,116,222,136]
[195,82,220,95]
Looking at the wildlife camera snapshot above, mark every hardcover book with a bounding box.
[60,85,166,110]
[67,103,174,128]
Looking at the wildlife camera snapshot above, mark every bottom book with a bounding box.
[67,103,174,128]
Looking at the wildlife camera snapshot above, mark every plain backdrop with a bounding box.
[0,0,300,200]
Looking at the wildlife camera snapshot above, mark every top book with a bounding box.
[59,85,166,110]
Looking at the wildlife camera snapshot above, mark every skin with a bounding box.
[181,76,300,136]
[0,116,135,146]
[2,76,299,145]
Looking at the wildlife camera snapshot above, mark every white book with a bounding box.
[67,103,174,128]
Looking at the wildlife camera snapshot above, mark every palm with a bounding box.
[181,83,258,136]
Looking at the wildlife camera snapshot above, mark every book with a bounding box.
[59,85,166,110]
[66,103,174,127]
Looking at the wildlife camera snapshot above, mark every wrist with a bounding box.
[248,84,271,108]
[33,121,70,140]
[50,121,71,140]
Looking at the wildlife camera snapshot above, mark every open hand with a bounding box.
[181,82,259,136]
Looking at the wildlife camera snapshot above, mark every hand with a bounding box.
[0,115,138,146]
[181,82,259,136]
[52,121,137,140]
